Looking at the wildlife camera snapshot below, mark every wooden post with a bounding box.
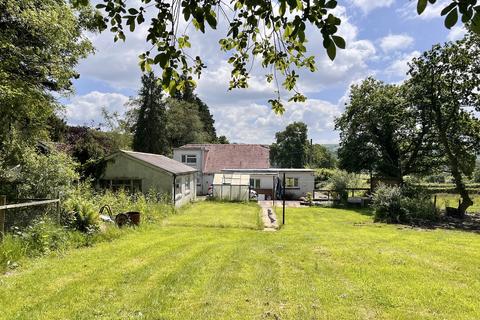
[55,191,60,224]
[0,195,6,241]
[433,195,437,210]
[282,173,286,225]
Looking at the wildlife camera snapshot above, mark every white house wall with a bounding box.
[173,173,197,207]
[173,149,204,195]
[281,171,315,199]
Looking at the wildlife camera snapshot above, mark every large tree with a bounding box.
[132,72,170,155]
[308,144,336,169]
[335,77,437,181]
[407,33,480,215]
[165,99,209,150]
[176,83,217,142]
[0,0,94,160]
[270,122,309,168]
[71,0,479,112]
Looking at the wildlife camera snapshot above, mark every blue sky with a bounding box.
[64,0,466,144]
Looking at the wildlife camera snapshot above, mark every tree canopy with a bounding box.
[335,78,437,181]
[0,0,95,161]
[132,72,170,155]
[407,32,480,215]
[71,0,480,112]
[270,122,309,168]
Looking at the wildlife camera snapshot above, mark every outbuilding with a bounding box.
[221,168,315,200]
[100,150,197,207]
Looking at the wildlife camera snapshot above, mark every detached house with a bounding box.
[173,144,270,195]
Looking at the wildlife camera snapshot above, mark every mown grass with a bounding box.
[1,203,480,319]
[164,201,263,230]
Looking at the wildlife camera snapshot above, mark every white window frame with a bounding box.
[285,177,299,189]
[185,176,191,194]
[182,154,197,164]
[249,178,261,189]
[175,177,183,199]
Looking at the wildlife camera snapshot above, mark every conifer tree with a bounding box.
[132,72,169,155]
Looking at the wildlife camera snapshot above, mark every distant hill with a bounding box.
[323,144,339,155]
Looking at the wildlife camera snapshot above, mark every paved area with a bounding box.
[258,201,279,231]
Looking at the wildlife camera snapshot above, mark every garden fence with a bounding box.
[0,195,60,240]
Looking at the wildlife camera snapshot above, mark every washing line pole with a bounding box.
[282,172,286,225]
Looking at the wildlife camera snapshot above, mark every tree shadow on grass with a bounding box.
[405,214,480,234]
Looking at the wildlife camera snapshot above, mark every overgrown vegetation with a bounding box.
[0,185,174,273]
[372,184,439,224]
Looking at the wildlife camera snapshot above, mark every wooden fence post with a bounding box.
[0,195,6,241]
[56,191,60,224]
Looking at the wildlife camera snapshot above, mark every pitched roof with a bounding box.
[176,144,270,173]
[113,150,197,175]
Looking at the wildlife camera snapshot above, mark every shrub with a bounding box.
[372,184,439,223]
[372,185,406,223]
[326,170,361,203]
[63,196,100,233]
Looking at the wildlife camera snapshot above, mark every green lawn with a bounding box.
[164,201,262,230]
[1,202,480,319]
[434,193,480,213]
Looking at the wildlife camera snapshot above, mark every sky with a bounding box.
[64,0,466,144]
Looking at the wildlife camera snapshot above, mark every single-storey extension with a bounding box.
[221,168,315,200]
[100,150,197,207]
[173,144,270,195]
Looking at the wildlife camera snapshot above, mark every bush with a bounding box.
[372,185,406,223]
[326,170,362,203]
[372,184,439,223]
[63,196,100,233]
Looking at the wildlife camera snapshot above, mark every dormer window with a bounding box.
[181,154,197,164]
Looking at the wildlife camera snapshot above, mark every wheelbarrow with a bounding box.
[99,205,141,227]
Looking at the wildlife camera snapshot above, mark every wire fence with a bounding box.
[0,196,60,239]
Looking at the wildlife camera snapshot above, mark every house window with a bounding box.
[250,178,261,189]
[100,179,142,193]
[175,177,182,197]
[285,177,299,188]
[181,154,197,164]
[185,176,190,193]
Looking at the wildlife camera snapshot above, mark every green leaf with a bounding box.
[445,8,458,28]
[441,3,456,16]
[327,43,336,61]
[128,8,139,15]
[332,35,346,49]
[154,53,169,68]
[279,1,286,16]
[205,11,217,29]
[471,12,480,34]
[417,0,428,14]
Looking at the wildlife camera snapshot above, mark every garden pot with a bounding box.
[126,211,141,226]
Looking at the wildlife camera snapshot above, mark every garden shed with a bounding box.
[212,173,251,201]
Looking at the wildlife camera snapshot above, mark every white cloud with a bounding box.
[447,26,467,41]
[380,34,414,53]
[211,99,342,144]
[65,91,130,126]
[69,4,376,144]
[398,0,449,20]
[385,50,421,79]
[350,0,395,14]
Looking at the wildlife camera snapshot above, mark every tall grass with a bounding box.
[1,185,175,273]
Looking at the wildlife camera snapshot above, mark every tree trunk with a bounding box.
[433,105,472,217]
[451,166,473,217]
[436,121,473,217]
